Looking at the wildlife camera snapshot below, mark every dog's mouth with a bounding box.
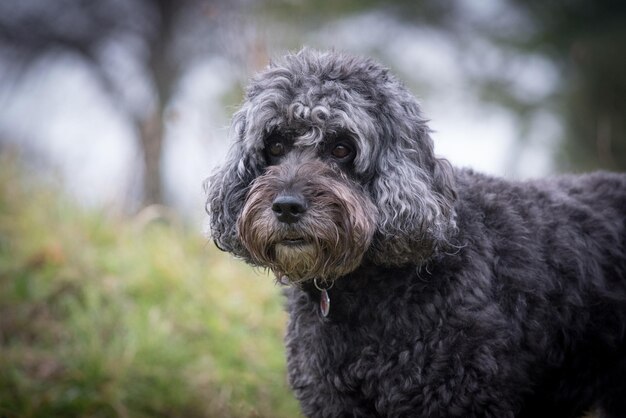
[277,237,308,247]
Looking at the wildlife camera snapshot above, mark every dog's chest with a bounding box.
[283,276,457,409]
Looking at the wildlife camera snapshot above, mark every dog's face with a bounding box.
[207,49,456,283]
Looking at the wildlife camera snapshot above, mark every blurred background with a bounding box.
[0,0,624,417]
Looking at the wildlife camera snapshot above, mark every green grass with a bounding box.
[0,161,302,418]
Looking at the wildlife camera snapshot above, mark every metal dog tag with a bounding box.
[314,278,333,318]
[320,288,330,317]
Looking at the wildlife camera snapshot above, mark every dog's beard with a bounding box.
[237,162,378,283]
[272,241,321,283]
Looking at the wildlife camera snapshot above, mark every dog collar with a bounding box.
[278,274,334,318]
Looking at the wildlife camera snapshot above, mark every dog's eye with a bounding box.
[264,132,290,165]
[268,141,285,157]
[331,143,354,161]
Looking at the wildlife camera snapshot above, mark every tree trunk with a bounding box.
[139,111,164,206]
[139,0,178,207]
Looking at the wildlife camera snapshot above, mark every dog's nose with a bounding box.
[272,194,307,224]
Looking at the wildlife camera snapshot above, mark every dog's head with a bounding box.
[206,49,456,283]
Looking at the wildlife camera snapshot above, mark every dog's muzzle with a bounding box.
[237,160,378,283]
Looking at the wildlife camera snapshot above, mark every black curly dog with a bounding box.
[207,49,626,417]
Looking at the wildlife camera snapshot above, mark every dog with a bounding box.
[206,49,626,418]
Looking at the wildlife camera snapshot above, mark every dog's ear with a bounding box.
[205,110,260,258]
[369,94,457,265]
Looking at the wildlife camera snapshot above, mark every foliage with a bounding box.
[509,0,626,172]
[0,0,234,206]
[0,161,301,418]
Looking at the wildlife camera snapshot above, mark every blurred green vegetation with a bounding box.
[0,160,301,418]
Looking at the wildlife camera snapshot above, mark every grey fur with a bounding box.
[206,49,626,417]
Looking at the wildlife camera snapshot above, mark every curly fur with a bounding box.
[206,49,626,418]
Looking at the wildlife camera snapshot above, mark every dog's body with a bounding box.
[207,49,626,417]
[286,169,626,418]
